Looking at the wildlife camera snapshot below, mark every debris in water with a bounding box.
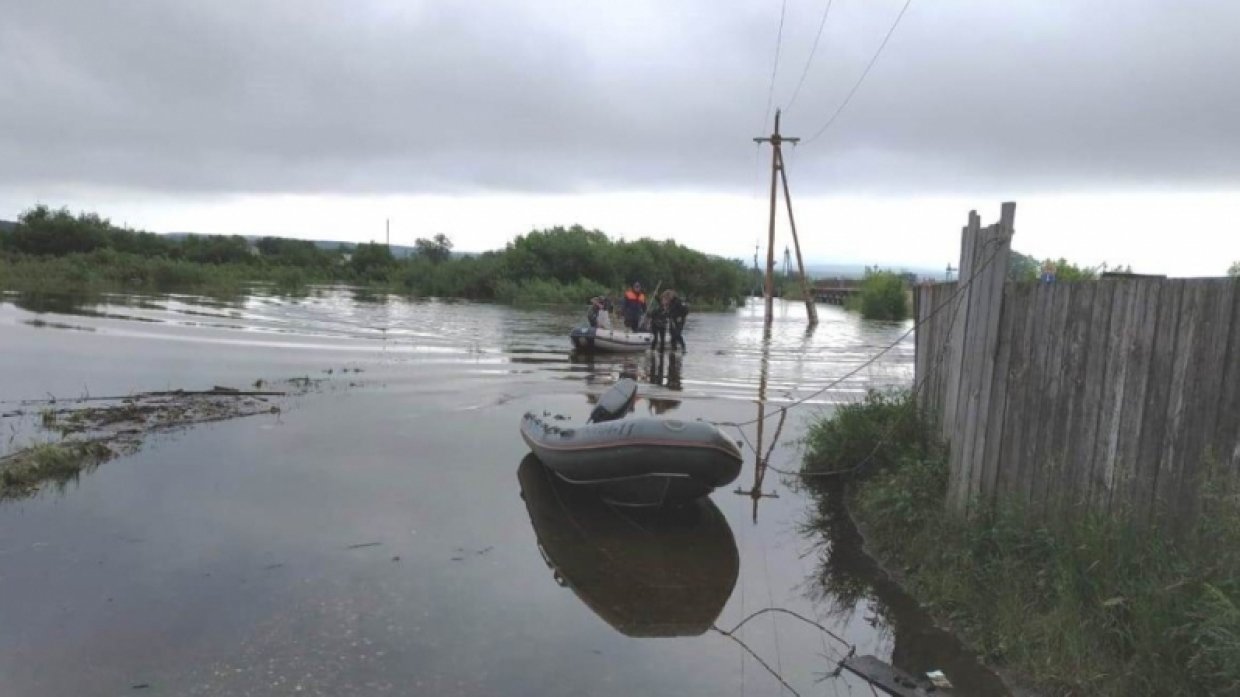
[0,378,314,500]
[926,670,952,689]
[346,542,382,549]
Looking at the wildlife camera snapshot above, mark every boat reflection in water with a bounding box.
[517,455,739,637]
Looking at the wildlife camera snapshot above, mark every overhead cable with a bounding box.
[783,0,836,114]
[803,0,914,145]
[760,0,790,130]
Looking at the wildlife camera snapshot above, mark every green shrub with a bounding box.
[493,277,610,306]
[801,390,934,485]
[847,271,908,320]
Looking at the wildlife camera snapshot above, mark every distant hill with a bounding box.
[0,220,15,233]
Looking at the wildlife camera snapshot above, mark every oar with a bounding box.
[639,281,662,331]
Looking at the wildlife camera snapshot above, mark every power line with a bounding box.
[760,0,790,130]
[783,0,836,114]
[803,0,915,145]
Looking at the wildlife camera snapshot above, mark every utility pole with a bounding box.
[385,219,390,248]
[754,109,818,327]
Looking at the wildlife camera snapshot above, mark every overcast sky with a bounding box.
[2,0,1237,275]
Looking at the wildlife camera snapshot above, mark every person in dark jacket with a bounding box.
[622,282,646,331]
[648,295,670,351]
[666,290,689,351]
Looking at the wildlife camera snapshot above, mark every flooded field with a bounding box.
[0,288,1007,696]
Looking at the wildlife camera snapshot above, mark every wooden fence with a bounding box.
[916,204,1240,525]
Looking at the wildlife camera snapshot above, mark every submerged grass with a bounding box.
[0,386,300,500]
[801,391,1240,697]
[0,441,114,497]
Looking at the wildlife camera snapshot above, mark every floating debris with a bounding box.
[0,379,313,499]
[926,670,953,689]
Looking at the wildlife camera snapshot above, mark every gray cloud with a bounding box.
[1,0,1238,197]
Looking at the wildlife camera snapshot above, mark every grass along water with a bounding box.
[801,391,1240,696]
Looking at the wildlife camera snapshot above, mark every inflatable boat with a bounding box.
[517,455,738,637]
[570,326,653,353]
[519,394,743,506]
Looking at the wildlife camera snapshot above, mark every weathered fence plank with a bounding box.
[1070,280,1114,513]
[965,208,1015,512]
[1093,281,1136,513]
[979,281,1022,502]
[1034,283,1074,516]
[995,283,1035,500]
[1048,282,1096,518]
[1156,280,1205,524]
[1111,280,1161,519]
[1174,280,1236,525]
[1018,283,1057,508]
[946,208,1012,515]
[1135,279,1184,524]
[941,213,980,446]
[1211,280,1240,475]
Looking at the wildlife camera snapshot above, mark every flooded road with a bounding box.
[0,288,1007,696]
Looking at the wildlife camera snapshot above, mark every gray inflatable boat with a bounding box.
[519,383,743,506]
[570,326,653,353]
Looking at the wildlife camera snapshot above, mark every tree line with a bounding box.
[1007,250,1132,281]
[0,205,749,306]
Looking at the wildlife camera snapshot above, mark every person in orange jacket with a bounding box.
[622,281,646,331]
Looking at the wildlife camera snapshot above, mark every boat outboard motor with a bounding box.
[587,378,639,424]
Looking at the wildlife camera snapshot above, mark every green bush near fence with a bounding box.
[801,390,1240,697]
[845,271,908,320]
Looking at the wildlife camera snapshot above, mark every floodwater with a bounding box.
[0,287,1009,696]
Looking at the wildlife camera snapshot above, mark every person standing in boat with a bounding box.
[622,281,647,331]
[666,290,689,352]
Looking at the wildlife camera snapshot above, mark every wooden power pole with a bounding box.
[753,109,818,327]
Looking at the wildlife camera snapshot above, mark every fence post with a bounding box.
[945,203,1014,515]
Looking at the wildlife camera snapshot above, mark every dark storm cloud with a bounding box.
[1,0,1237,196]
